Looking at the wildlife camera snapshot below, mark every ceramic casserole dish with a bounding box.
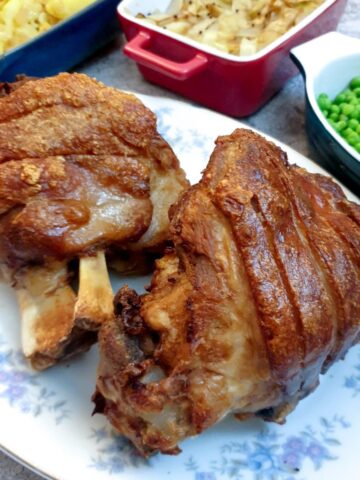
[118,0,347,117]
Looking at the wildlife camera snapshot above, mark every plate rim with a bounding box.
[0,445,52,480]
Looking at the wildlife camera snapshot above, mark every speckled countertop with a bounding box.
[0,1,358,478]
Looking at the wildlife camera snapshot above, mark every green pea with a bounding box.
[318,93,328,100]
[349,118,359,130]
[335,93,346,104]
[320,76,360,155]
[317,94,331,111]
[349,107,360,119]
[349,135,360,146]
[346,90,356,98]
[343,127,354,139]
[350,76,360,89]
[341,103,355,116]
[335,120,347,132]
[330,104,340,114]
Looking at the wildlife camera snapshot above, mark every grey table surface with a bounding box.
[0,1,359,478]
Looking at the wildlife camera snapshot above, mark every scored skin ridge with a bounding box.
[171,187,279,430]
[253,146,335,390]
[249,194,306,395]
[343,202,360,229]
[252,196,334,393]
[289,169,360,364]
[206,134,309,394]
[258,144,335,375]
[289,174,348,366]
[281,174,342,369]
[308,173,360,266]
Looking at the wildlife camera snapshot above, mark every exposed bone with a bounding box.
[74,251,114,330]
[16,261,96,371]
[13,251,113,370]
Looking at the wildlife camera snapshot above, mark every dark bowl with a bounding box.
[291,32,360,194]
[0,0,121,81]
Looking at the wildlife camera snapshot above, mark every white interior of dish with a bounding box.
[314,55,360,101]
[119,0,337,62]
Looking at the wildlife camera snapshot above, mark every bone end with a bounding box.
[74,251,114,330]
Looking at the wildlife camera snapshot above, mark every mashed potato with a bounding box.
[0,0,97,54]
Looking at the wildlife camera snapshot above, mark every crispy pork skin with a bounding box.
[0,73,188,369]
[94,129,360,455]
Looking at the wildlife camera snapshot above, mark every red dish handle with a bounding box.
[123,31,208,80]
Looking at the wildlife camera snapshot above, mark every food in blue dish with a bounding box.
[0,0,121,81]
[317,75,360,154]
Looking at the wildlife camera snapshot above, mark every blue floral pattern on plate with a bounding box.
[184,416,350,480]
[344,353,360,396]
[87,415,349,479]
[0,335,69,424]
[88,426,149,474]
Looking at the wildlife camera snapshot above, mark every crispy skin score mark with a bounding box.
[286,175,358,365]
[214,187,302,395]
[249,195,305,391]
[299,173,360,267]
[293,210,355,366]
[183,203,291,424]
[326,206,360,266]
[332,224,360,266]
[262,154,336,377]
[345,207,360,229]
[290,214,339,372]
[256,176,337,373]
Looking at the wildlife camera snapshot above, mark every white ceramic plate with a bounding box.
[0,94,359,480]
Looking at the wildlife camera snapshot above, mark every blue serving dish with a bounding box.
[291,32,360,194]
[0,0,121,81]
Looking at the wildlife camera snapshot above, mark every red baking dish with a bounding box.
[118,0,346,117]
